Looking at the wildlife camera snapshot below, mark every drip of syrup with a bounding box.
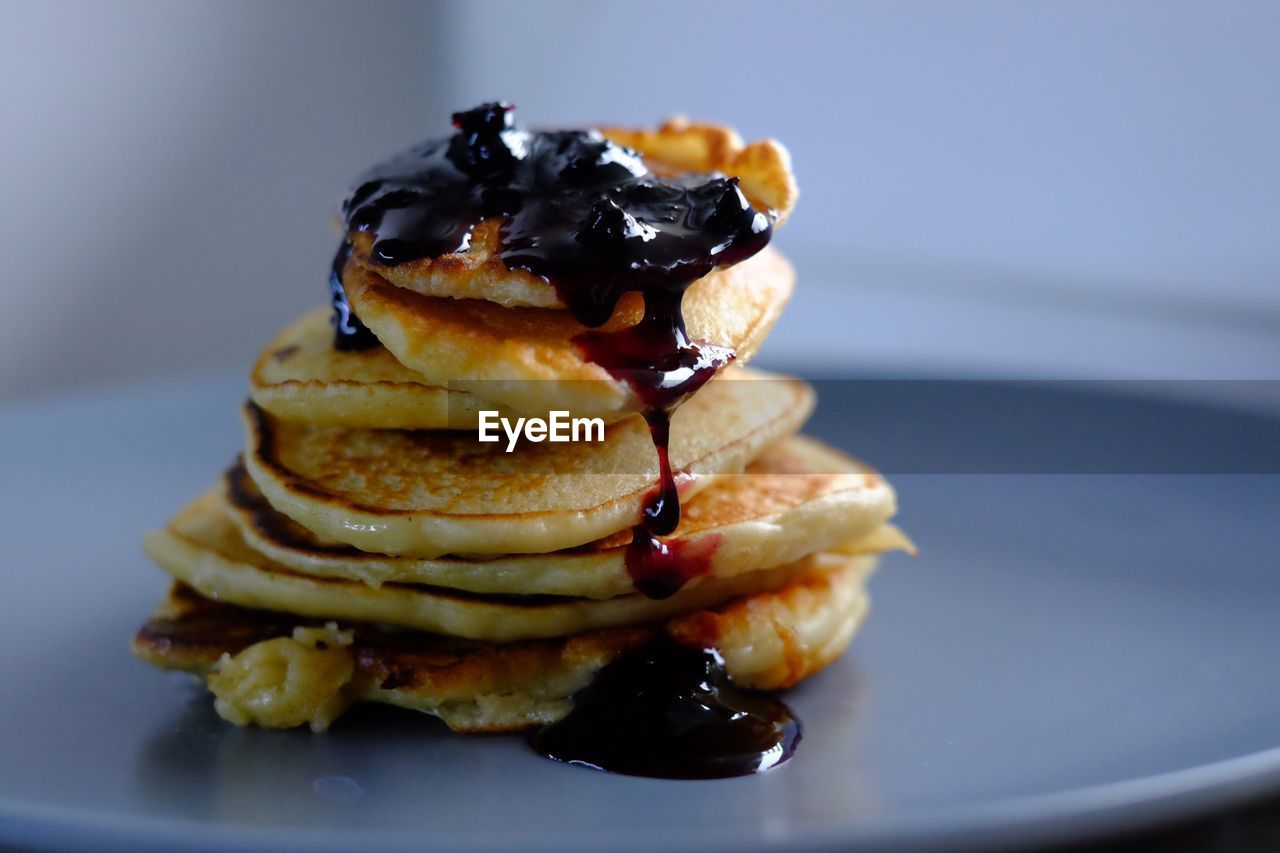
[611,409,714,599]
[529,640,801,779]
[625,529,721,601]
[334,103,774,598]
[329,240,378,350]
[573,291,735,599]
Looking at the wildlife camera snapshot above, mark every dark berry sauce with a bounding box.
[529,640,801,779]
[329,240,378,350]
[625,529,722,601]
[340,102,772,332]
[335,103,775,599]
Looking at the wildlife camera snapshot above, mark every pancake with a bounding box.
[132,104,912,751]
[341,245,794,421]
[347,118,798,310]
[242,368,814,558]
[225,435,910,598]
[132,555,871,733]
[143,489,857,642]
[249,307,516,430]
[602,119,798,223]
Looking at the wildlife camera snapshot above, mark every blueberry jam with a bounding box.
[334,103,775,600]
[529,640,801,779]
[329,240,378,351]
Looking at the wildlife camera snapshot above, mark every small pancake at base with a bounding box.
[242,368,814,558]
[132,555,871,733]
[342,246,793,421]
[144,489,854,642]
[249,308,518,430]
[226,435,910,598]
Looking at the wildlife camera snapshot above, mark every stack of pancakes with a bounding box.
[134,116,911,734]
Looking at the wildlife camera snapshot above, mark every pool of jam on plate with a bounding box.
[529,639,801,779]
[336,102,775,599]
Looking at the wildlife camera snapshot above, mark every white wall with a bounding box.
[0,0,441,398]
[2,0,1277,401]
[439,0,1280,382]
[443,0,1279,306]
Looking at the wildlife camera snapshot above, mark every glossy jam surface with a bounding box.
[620,409,720,599]
[337,103,776,598]
[625,529,721,601]
[340,102,772,336]
[529,640,801,779]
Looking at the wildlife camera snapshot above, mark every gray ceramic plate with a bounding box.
[2,375,1278,852]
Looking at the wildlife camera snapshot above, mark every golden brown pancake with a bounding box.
[143,489,853,642]
[132,109,914,745]
[133,553,870,733]
[341,246,794,421]
[242,368,815,558]
[249,308,509,429]
[347,118,798,311]
[602,119,798,222]
[224,435,910,598]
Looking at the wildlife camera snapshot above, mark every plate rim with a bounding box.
[3,742,1280,852]
[5,375,1280,852]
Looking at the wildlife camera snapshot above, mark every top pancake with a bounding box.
[343,245,794,421]
[347,119,798,310]
[242,368,814,558]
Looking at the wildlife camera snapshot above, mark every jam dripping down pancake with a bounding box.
[332,104,783,598]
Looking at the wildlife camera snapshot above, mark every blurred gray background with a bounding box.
[3,0,1278,404]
